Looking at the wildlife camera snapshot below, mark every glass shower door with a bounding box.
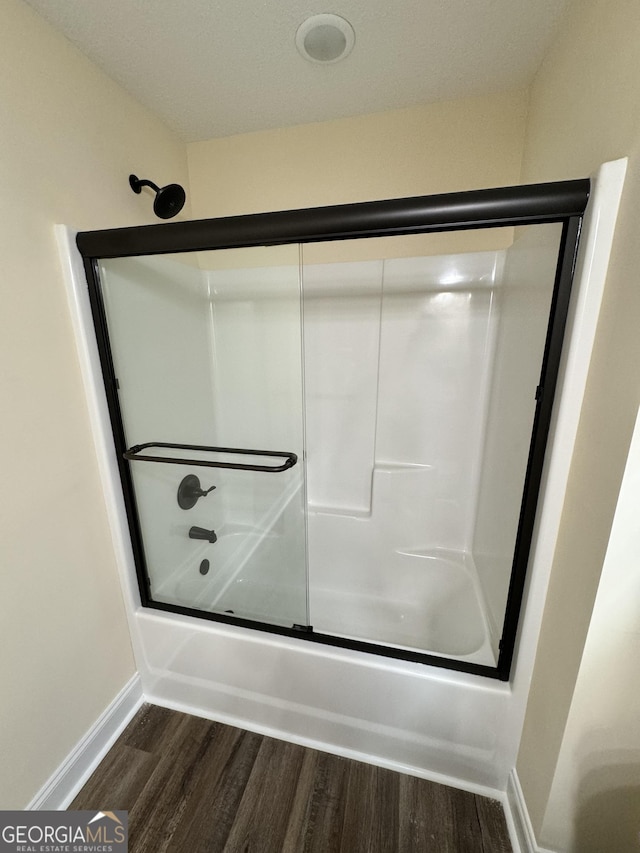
[97,244,308,629]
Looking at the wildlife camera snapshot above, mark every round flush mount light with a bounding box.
[295,14,355,64]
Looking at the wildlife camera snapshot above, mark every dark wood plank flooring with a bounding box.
[71,704,512,852]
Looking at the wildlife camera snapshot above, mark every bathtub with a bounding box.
[311,548,493,662]
[160,472,496,666]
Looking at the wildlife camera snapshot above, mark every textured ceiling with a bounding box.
[25,0,569,142]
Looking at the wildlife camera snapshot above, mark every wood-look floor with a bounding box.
[71,704,512,852]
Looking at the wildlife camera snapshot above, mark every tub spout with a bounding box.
[188,526,217,544]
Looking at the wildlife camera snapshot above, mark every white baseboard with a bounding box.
[505,769,557,853]
[146,691,505,802]
[27,673,143,810]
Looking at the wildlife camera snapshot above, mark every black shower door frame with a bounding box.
[77,179,589,681]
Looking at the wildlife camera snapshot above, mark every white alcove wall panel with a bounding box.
[375,251,499,552]
[302,260,383,515]
[99,255,216,592]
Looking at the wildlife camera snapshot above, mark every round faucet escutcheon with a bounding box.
[177,474,216,509]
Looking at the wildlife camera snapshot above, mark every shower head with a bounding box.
[129,174,186,219]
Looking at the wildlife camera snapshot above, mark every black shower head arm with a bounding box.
[129,175,160,194]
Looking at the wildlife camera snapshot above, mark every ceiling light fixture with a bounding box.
[295,14,355,64]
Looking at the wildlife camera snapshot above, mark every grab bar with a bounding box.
[123,441,297,473]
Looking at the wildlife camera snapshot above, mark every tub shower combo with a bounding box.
[76,180,588,689]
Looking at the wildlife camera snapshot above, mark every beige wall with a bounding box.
[0,0,189,808]
[516,0,640,849]
[187,90,528,218]
[542,401,640,852]
[188,92,527,264]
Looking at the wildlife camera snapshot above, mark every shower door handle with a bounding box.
[123,441,298,473]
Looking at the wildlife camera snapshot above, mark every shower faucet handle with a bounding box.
[177,474,217,510]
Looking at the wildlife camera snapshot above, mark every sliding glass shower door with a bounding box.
[96,245,309,629]
[80,179,588,679]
